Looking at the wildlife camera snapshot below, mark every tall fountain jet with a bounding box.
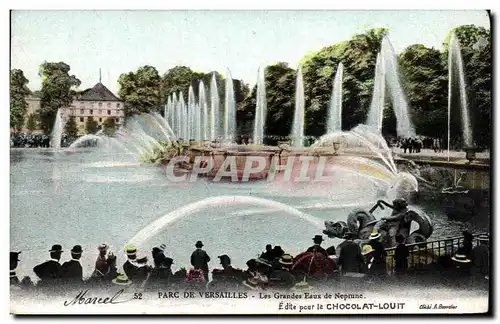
[51,108,64,150]
[188,85,196,140]
[448,33,473,159]
[210,73,220,141]
[199,80,208,141]
[176,91,184,140]
[326,63,344,133]
[366,53,386,133]
[253,67,267,145]
[380,35,416,138]
[291,66,305,147]
[172,93,178,137]
[224,69,236,143]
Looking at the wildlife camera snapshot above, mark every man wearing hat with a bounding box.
[361,245,374,274]
[307,235,328,256]
[471,234,489,282]
[451,252,472,285]
[457,231,474,259]
[368,230,387,278]
[210,255,244,289]
[61,245,84,283]
[268,254,296,290]
[123,245,151,284]
[337,233,365,275]
[190,241,211,282]
[33,244,64,283]
[10,252,21,285]
[260,244,274,262]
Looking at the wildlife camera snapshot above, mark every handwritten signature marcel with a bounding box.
[63,289,127,306]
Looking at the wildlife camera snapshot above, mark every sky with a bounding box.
[11,10,490,94]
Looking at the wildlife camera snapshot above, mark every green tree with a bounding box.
[38,62,81,134]
[240,62,296,142]
[118,65,162,116]
[399,44,447,138]
[300,28,388,136]
[64,116,79,138]
[26,113,38,132]
[10,69,31,131]
[85,116,98,134]
[103,118,117,136]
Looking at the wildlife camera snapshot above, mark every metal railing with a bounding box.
[384,233,488,273]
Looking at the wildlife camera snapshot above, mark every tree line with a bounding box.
[10,24,491,148]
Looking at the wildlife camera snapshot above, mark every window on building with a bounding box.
[90,109,93,115]
[99,102,103,108]
[117,103,121,108]
[80,117,84,122]
[115,118,119,123]
[99,118,102,122]
[99,110,102,114]
[80,109,84,114]
[107,110,111,115]
[107,103,111,107]
[80,101,84,104]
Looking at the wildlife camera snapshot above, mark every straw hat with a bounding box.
[451,253,471,263]
[369,230,381,240]
[279,254,294,266]
[293,280,313,291]
[124,245,137,256]
[362,245,373,256]
[112,274,132,286]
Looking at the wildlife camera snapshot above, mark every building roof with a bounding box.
[76,83,122,102]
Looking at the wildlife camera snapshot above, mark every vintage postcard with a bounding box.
[9,9,491,315]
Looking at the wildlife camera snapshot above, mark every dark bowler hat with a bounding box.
[71,245,83,254]
[195,241,204,248]
[313,235,324,242]
[49,244,63,253]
